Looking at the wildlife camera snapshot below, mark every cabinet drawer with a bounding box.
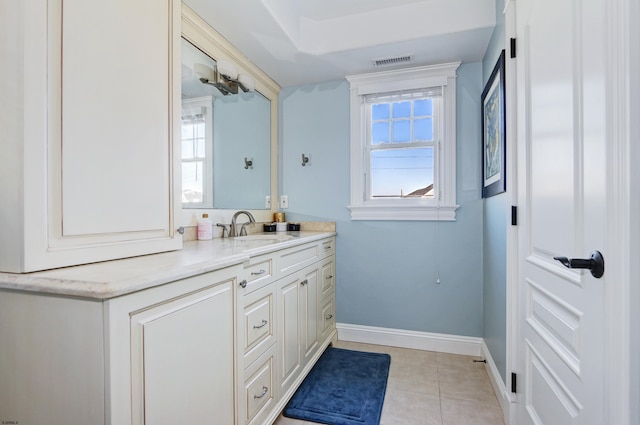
[242,284,276,367]
[319,296,335,342]
[242,256,273,294]
[244,347,276,425]
[320,238,335,258]
[279,243,319,276]
[320,258,335,300]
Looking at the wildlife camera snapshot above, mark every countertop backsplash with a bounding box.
[183,221,336,242]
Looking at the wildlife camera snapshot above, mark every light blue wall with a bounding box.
[481,0,507,383]
[279,63,485,337]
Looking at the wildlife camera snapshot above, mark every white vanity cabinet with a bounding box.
[0,266,239,425]
[277,262,321,396]
[237,236,337,425]
[0,0,182,273]
[276,238,336,413]
[109,267,239,425]
[319,254,337,343]
[0,233,336,425]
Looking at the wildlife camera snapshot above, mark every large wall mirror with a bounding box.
[181,6,279,214]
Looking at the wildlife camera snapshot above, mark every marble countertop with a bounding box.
[0,231,336,300]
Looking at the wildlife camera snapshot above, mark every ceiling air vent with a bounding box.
[372,55,414,67]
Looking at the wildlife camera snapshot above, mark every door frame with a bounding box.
[505,0,639,424]
[602,0,639,423]
[503,1,519,424]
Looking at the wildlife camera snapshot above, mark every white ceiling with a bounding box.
[184,0,496,87]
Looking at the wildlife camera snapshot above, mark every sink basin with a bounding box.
[233,234,295,242]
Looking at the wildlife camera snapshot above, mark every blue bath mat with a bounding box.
[283,347,391,425]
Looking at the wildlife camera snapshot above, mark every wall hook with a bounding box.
[301,154,309,166]
[244,157,253,169]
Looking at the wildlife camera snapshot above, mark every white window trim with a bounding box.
[346,63,461,221]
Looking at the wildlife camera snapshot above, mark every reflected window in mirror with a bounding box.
[181,97,213,207]
[181,39,217,208]
[181,37,272,210]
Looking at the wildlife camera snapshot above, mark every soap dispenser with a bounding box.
[197,213,213,240]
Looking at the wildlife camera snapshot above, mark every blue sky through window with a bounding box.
[369,98,435,197]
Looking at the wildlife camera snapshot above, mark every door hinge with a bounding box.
[510,38,517,58]
[511,205,518,226]
[511,372,517,393]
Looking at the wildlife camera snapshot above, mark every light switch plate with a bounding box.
[280,195,289,209]
[265,195,271,208]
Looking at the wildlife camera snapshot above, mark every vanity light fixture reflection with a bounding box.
[194,61,255,96]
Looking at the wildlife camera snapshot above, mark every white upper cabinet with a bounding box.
[0,0,182,272]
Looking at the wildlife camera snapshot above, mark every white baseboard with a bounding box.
[336,323,482,356]
[481,340,514,424]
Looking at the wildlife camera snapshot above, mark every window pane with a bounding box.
[414,99,432,116]
[372,122,390,144]
[370,147,434,198]
[196,138,206,158]
[414,118,433,141]
[182,140,194,159]
[182,122,194,139]
[196,122,206,138]
[372,103,390,120]
[182,162,203,203]
[392,101,411,118]
[392,120,411,143]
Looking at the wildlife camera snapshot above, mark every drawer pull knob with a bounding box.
[301,279,308,286]
[324,246,332,250]
[325,314,334,320]
[253,319,268,329]
[239,280,247,288]
[254,386,269,399]
[251,269,266,275]
[326,275,333,279]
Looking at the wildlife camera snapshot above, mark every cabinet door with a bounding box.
[0,0,182,273]
[301,266,319,364]
[276,263,321,396]
[130,282,234,425]
[277,274,301,394]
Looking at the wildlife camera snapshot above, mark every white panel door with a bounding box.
[516,0,607,424]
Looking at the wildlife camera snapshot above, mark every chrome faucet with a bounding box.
[229,210,256,237]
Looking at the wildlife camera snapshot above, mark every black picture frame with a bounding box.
[481,50,506,198]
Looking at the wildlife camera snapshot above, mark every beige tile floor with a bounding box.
[273,340,505,425]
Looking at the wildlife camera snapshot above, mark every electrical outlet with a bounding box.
[265,195,271,209]
[280,195,289,209]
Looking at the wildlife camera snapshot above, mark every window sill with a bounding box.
[347,204,459,221]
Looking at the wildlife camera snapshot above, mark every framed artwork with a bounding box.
[481,50,506,198]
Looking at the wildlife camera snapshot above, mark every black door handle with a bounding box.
[553,251,605,278]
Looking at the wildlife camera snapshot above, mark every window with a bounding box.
[181,97,213,208]
[346,63,460,220]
